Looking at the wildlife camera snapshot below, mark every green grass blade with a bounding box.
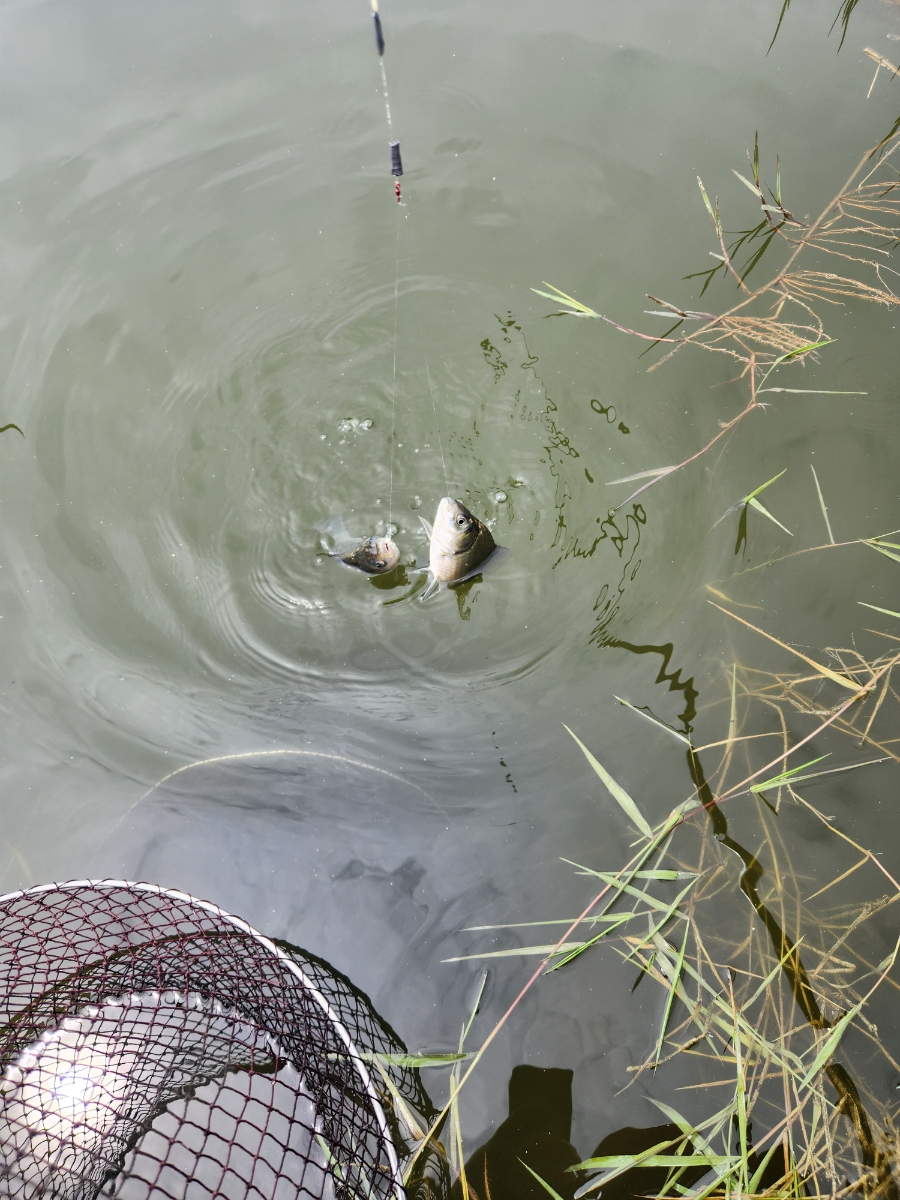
[568,865,695,884]
[580,1155,734,1170]
[746,937,804,1006]
[622,890,695,962]
[679,1159,741,1200]
[697,177,715,219]
[461,968,488,1044]
[799,1003,862,1088]
[859,602,900,618]
[442,942,587,963]
[520,1161,567,1200]
[532,283,599,316]
[655,921,690,1063]
[565,864,696,915]
[564,726,653,837]
[729,980,748,1193]
[572,1137,696,1197]
[462,914,642,931]
[743,468,787,503]
[810,464,835,544]
[864,539,900,564]
[615,696,692,745]
[748,1143,780,1193]
[606,466,676,486]
[365,1051,472,1068]
[732,170,761,197]
[747,496,793,536]
[627,869,697,880]
[750,754,830,793]
[545,914,634,971]
[757,339,834,389]
[530,289,597,316]
[647,1099,733,1156]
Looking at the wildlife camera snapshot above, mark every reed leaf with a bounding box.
[564,726,653,836]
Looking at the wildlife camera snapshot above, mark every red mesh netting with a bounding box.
[0,881,445,1200]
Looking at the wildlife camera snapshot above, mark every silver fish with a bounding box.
[318,517,400,575]
[418,497,510,599]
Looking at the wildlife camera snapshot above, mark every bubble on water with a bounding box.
[319,434,327,440]
[374,498,382,505]
[359,419,374,431]
[338,418,357,432]
[410,496,422,510]
[386,523,398,538]
[493,491,507,503]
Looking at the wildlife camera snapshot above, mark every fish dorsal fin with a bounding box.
[419,515,434,539]
[449,544,511,587]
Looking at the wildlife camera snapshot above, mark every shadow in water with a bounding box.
[450,1066,794,1200]
[599,638,698,734]
[450,1066,581,1200]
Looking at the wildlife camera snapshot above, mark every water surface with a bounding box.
[1,0,899,1155]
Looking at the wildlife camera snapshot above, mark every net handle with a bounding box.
[0,878,405,1200]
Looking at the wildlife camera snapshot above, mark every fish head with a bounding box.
[371,537,400,572]
[434,497,481,553]
[340,536,400,574]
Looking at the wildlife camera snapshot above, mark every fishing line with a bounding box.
[387,206,402,528]
[372,0,406,530]
[423,349,449,496]
[371,0,450,517]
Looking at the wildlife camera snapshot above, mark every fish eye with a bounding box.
[375,561,385,568]
[456,515,466,526]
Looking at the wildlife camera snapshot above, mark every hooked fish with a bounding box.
[418,497,510,600]
[317,517,400,576]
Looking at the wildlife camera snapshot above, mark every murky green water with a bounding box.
[1,0,899,1158]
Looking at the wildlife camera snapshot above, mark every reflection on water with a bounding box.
[601,640,698,733]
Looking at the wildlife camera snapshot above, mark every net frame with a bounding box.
[0,880,436,1200]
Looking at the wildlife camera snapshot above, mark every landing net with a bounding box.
[0,881,443,1200]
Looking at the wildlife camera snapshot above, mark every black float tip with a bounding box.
[390,140,403,177]
[373,11,385,56]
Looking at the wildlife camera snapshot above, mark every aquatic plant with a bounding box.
[532,122,900,514]
[415,585,900,1199]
